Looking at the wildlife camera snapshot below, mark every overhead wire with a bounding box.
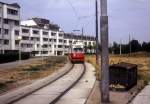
[65,0,96,34]
[65,0,79,19]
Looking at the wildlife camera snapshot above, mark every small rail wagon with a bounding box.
[109,62,137,91]
[69,41,85,63]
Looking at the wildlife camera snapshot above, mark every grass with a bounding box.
[85,52,150,83]
[0,56,67,94]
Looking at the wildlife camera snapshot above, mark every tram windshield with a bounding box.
[73,48,83,53]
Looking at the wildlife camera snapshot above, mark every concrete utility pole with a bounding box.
[129,35,131,55]
[95,0,99,64]
[82,27,83,36]
[100,0,110,103]
[82,27,84,40]
[120,39,122,55]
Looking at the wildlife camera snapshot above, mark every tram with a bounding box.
[69,41,85,63]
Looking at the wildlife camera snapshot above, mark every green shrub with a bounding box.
[0,52,30,63]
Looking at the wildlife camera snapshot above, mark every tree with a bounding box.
[130,39,141,52]
[87,45,93,53]
[142,42,150,52]
[84,45,88,53]
[113,42,119,54]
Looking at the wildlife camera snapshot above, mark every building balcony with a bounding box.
[21,40,31,43]
[6,14,20,20]
[0,35,10,40]
[51,36,57,39]
[21,33,30,37]
[43,41,50,44]
[21,48,32,52]
[32,34,40,38]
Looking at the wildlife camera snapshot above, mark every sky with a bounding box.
[2,0,150,44]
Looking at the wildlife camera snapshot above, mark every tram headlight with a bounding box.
[73,53,76,57]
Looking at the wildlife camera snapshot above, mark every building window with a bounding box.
[22,36,29,40]
[15,40,19,45]
[89,42,91,45]
[4,40,9,45]
[14,20,19,26]
[43,44,48,48]
[32,37,40,41]
[43,38,48,41]
[37,38,40,41]
[15,30,19,36]
[7,8,18,15]
[4,29,9,34]
[4,19,9,24]
[69,41,72,43]
[51,32,56,36]
[37,44,40,48]
[59,34,63,37]
[58,45,62,48]
[59,39,63,43]
[64,40,67,43]
[33,30,39,34]
[54,39,57,42]
[22,29,29,33]
[43,31,48,35]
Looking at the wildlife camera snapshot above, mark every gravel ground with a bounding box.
[86,81,139,104]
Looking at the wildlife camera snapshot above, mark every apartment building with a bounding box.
[20,18,64,56]
[20,18,96,56]
[0,2,20,53]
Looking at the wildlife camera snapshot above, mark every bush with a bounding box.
[0,52,30,63]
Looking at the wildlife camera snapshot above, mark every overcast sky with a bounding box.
[2,0,150,43]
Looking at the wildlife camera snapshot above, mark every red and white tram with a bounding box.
[69,41,85,63]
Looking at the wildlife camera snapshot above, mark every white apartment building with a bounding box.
[20,18,96,56]
[0,2,20,53]
[20,18,64,56]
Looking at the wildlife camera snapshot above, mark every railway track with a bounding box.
[9,64,86,104]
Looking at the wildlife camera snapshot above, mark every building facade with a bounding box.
[0,2,96,56]
[0,2,20,53]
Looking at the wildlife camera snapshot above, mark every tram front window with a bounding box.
[73,48,83,53]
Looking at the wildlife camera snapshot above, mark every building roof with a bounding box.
[21,17,61,31]
[0,2,20,8]
[32,18,60,31]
